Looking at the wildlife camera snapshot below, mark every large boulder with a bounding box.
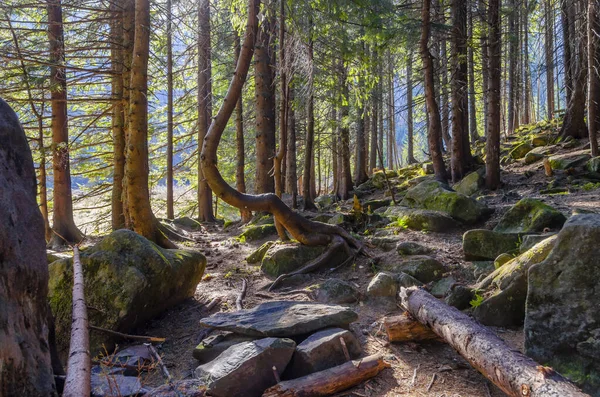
[463,229,522,260]
[194,337,296,397]
[246,241,276,264]
[193,333,258,363]
[366,272,398,298]
[400,180,487,224]
[548,153,591,170]
[146,380,207,397]
[0,98,56,395]
[381,256,445,283]
[509,142,533,159]
[311,279,360,304]
[384,206,461,232]
[525,215,600,393]
[587,157,600,173]
[494,198,566,233]
[315,194,337,209]
[199,301,358,337]
[260,242,347,278]
[453,170,484,196]
[49,229,206,352]
[397,241,432,256]
[372,169,398,189]
[238,224,277,242]
[285,328,361,379]
[472,236,557,327]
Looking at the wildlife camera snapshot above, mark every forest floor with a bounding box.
[101,132,599,397]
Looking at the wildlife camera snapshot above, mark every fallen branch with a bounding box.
[383,313,438,343]
[236,278,248,310]
[426,373,437,392]
[145,343,173,385]
[262,353,390,397]
[399,287,589,397]
[205,296,222,312]
[89,325,166,343]
[63,246,91,397]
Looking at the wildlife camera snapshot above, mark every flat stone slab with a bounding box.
[199,301,358,337]
[195,337,296,397]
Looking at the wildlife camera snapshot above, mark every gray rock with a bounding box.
[397,241,432,256]
[493,253,513,269]
[366,272,398,298]
[91,373,143,397]
[400,180,488,224]
[146,380,206,397]
[49,229,206,354]
[525,215,600,393]
[261,242,347,278]
[382,256,445,283]
[430,277,457,298]
[199,301,358,337]
[372,170,398,189]
[0,98,55,395]
[238,224,277,242]
[445,286,475,310]
[315,194,337,209]
[396,272,424,288]
[453,170,484,196]
[285,328,361,378]
[193,333,258,363]
[367,236,399,251]
[494,198,566,233]
[519,233,556,252]
[548,153,591,170]
[195,337,296,397]
[47,250,71,264]
[172,216,203,230]
[509,142,533,159]
[587,157,600,173]
[312,279,360,304]
[471,261,495,279]
[463,229,522,260]
[328,213,350,225]
[363,198,392,212]
[113,345,153,376]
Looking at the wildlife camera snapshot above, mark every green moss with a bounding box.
[260,243,329,278]
[494,198,566,233]
[246,241,276,264]
[237,224,277,242]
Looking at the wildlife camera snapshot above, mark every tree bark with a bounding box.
[200,0,363,251]
[370,51,379,173]
[399,287,588,397]
[486,0,502,190]
[479,0,489,138]
[124,0,175,248]
[354,43,369,186]
[421,0,448,183]
[450,0,471,182]
[166,0,175,220]
[285,86,298,208]
[440,0,452,150]
[234,34,252,222]
[197,0,215,221]
[406,51,417,164]
[111,1,126,229]
[384,313,438,343]
[337,63,353,200]
[468,2,479,143]
[121,0,134,228]
[561,0,573,103]
[262,353,390,397]
[588,0,600,156]
[303,15,317,210]
[274,0,287,200]
[507,0,518,135]
[545,0,555,120]
[47,0,83,248]
[255,9,276,194]
[522,0,532,124]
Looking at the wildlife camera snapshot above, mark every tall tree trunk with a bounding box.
[255,10,276,194]
[560,0,588,139]
[486,0,502,190]
[331,106,339,194]
[588,0,600,156]
[166,0,174,220]
[387,52,395,169]
[354,51,369,185]
[303,16,317,210]
[125,0,175,248]
[468,2,478,143]
[479,0,489,138]
[197,0,215,221]
[337,64,353,200]
[47,0,83,248]
[121,0,134,228]
[274,0,287,199]
[285,87,298,208]
[545,0,555,120]
[234,34,252,222]
[507,0,518,135]
[561,0,573,103]
[406,51,417,164]
[369,51,379,173]
[522,0,532,124]
[450,0,471,182]
[421,0,448,183]
[440,0,452,149]
[111,1,126,230]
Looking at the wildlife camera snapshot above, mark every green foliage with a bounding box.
[470,291,485,308]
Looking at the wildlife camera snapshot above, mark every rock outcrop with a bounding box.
[494,198,566,233]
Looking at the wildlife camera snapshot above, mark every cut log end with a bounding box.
[383,313,438,343]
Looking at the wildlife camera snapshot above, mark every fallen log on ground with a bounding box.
[383,312,438,343]
[63,246,91,397]
[399,286,589,397]
[261,353,390,397]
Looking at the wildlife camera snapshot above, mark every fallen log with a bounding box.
[399,287,589,397]
[383,313,438,343]
[262,353,390,397]
[63,246,91,397]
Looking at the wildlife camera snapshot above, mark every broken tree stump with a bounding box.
[399,287,589,397]
[261,353,390,397]
[383,312,439,343]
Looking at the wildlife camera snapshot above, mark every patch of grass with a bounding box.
[470,291,485,308]
[581,182,600,191]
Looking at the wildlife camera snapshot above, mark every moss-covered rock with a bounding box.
[509,142,533,159]
[463,229,522,260]
[381,256,445,283]
[315,194,337,209]
[238,224,277,242]
[172,216,203,230]
[260,243,347,278]
[246,241,276,264]
[587,157,600,173]
[366,272,398,298]
[397,241,432,256]
[494,253,513,269]
[328,213,350,225]
[524,151,545,164]
[363,198,391,212]
[549,153,591,170]
[47,250,71,264]
[453,170,484,196]
[311,214,333,223]
[371,169,398,189]
[531,134,556,147]
[384,206,461,232]
[48,230,206,353]
[494,198,566,233]
[430,277,456,298]
[312,279,360,304]
[400,180,488,224]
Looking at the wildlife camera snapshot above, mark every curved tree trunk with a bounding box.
[125,0,175,249]
[47,0,83,248]
[197,0,215,221]
[200,0,362,251]
[421,0,447,183]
